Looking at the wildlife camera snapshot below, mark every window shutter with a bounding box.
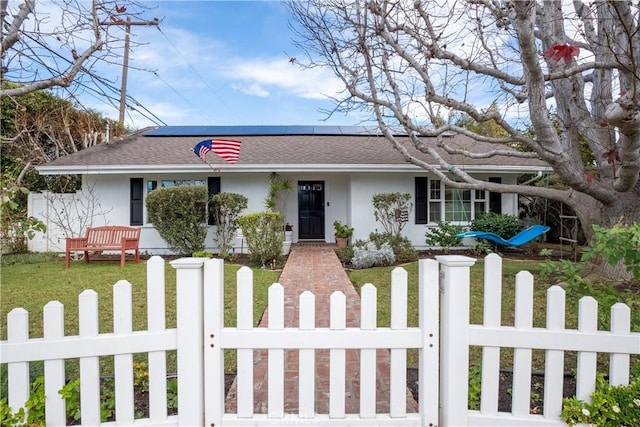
[130,178,143,226]
[489,177,502,214]
[208,177,221,225]
[415,177,428,224]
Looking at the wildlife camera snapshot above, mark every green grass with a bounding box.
[2,253,637,381]
[348,257,639,370]
[348,258,546,368]
[348,257,546,328]
[1,253,280,379]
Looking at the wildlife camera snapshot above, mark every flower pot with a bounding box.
[335,236,348,248]
[282,240,292,255]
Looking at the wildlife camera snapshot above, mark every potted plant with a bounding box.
[284,223,293,241]
[333,220,354,248]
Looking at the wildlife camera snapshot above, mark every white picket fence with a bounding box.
[1,254,638,426]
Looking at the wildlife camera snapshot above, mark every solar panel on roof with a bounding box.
[142,125,407,137]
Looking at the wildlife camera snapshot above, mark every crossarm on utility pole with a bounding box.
[100,16,159,126]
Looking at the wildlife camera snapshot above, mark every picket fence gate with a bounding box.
[1,254,638,426]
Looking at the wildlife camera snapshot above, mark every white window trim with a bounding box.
[427,180,488,225]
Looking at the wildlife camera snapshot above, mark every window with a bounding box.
[444,185,470,221]
[134,178,219,225]
[160,179,205,188]
[415,177,489,224]
[429,179,443,222]
[147,179,205,191]
[474,189,487,217]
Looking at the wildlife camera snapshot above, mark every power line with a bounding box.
[156,25,243,124]
[151,70,212,123]
[100,16,160,125]
[15,32,166,126]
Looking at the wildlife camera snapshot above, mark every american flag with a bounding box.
[193,139,242,164]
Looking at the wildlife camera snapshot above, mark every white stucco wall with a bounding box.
[28,171,523,254]
[349,173,410,242]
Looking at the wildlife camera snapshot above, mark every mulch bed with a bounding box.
[407,367,577,414]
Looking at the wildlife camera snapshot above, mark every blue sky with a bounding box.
[80,1,359,129]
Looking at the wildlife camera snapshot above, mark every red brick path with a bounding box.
[224,244,418,414]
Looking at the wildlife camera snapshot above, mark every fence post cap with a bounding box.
[435,255,476,267]
[170,257,207,269]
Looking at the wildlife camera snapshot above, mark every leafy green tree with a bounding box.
[372,192,413,236]
[238,212,283,266]
[210,192,248,258]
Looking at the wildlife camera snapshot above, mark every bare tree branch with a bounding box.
[436,142,540,159]
[288,0,640,235]
[1,0,153,99]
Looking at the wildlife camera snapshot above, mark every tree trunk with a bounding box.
[569,186,640,282]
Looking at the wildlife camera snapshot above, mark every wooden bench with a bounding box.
[65,226,141,268]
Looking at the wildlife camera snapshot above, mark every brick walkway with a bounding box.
[224,244,418,415]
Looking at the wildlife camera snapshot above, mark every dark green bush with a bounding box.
[582,222,640,281]
[368,231,419,263]
[238,211,283,266]
[146,186,208,256]
[211,192,248,258]
[425,221,463,249]
[335,244,354,265]
[470,212,523,239]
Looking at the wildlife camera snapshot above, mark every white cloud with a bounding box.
[232,83,270,97]
[223,58,344,100]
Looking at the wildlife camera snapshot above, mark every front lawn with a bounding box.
[0,253,280,384]
[348,256,640,370]
[2,252,637,378]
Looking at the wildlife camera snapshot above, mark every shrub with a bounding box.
[192,250,213,258]
[335,244,354,265]
[540,259,640,331]
[372,192,413,235]
[560,368,640,426]
[238,211,283,266]
[425,221,463,249]
[350,241,395,269]
[146,186,208,255]
[368,231,418,263]
[333,220,354,238]
[0,174,46,253]
[468,364,482,410]
[210,192,248,258]
[470,212,523,239]
[581,222,640,281]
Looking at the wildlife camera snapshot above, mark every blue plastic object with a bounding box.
[456,224,550,247]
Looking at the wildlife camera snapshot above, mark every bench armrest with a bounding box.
[66,237,88,250]
[121,237,140,250]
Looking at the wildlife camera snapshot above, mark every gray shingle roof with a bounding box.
[37,126,549,172]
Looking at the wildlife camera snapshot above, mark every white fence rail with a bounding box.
[436,254,639,426]
[206,259,438,426]
[1,254,638,426]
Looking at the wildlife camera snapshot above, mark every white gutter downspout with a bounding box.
[521,170,543,185]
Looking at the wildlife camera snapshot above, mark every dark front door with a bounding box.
[298,181,325,239]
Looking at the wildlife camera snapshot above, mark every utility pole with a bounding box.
[101,15,159,126]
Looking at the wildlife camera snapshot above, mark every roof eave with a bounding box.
[36,164,551,175]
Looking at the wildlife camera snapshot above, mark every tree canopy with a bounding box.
[288,0,640,236]
[1,82,124,190]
